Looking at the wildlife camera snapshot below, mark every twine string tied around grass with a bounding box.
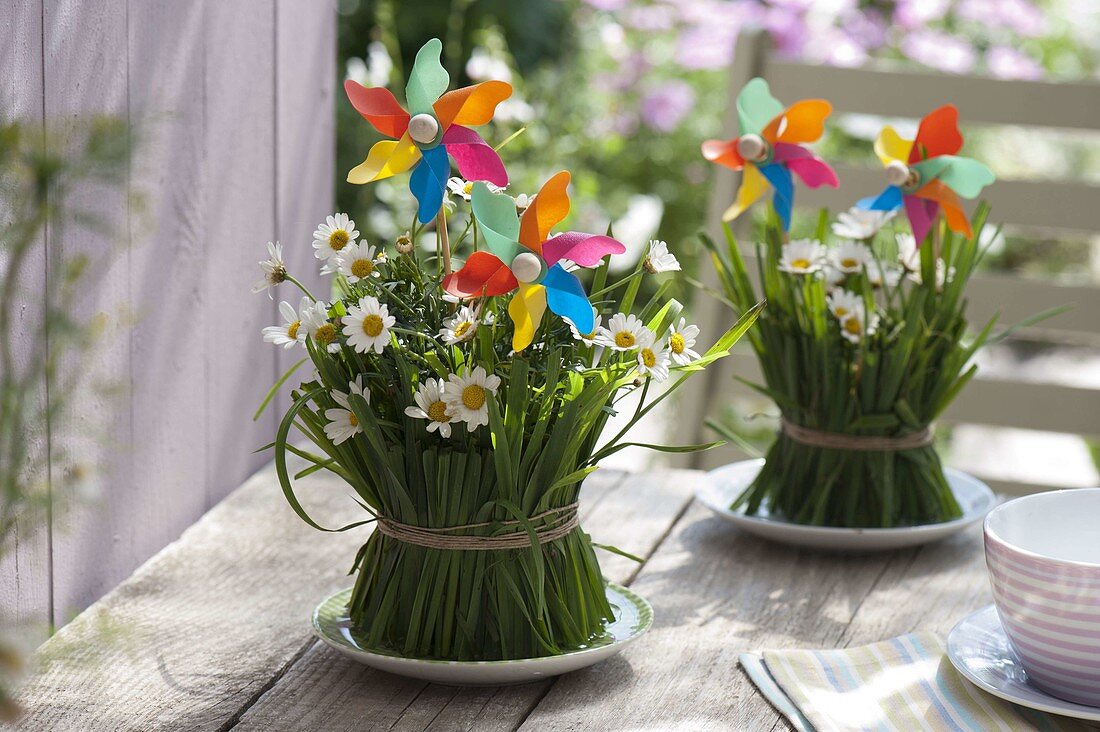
[781,418,934,452]
[375,502,580,550]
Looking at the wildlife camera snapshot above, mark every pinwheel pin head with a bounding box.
[510,252,543,283]
[885,160,920,191]
[407,113,440,146]
[737,134,770,164]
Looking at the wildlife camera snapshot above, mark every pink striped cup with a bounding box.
[984,488,1100,707]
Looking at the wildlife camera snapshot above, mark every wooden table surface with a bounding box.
[13,465,993,731]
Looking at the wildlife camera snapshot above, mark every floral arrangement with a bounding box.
[254,39,759,661]
[703,81,997,528]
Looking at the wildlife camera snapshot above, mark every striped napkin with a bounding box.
[740,632,1093,731]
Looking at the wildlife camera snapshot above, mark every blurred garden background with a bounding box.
[335,0,1100,488]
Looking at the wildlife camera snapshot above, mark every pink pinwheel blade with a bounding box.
[442,125,508,186]
[905,195,938,247]
[772,143,838,188]
[541,232,626,268]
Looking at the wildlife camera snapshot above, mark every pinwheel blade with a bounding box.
[700,139,744,170]
[406,38,449,116]
[875,126,912,166]
[508,283,547,352]
[434,81,512,129]
[348,134,421,184]
[519,171,571,254]
[409,144,450,224]
[905,195,939,246]
[471,181,521,263]
[758,163,794,231]
[857,185,904,212]
[736,78,784,137]
[764,100,831,144]
[343,81,410,139]
[916,180,971,237]
[541,232,625,268]
[915,156,995,199]
[442,126,508,186]
[722,164,769,222]
[773,143,838,188]
[442,251,518,298]
[909,105,963,163]
[543,265,594,334]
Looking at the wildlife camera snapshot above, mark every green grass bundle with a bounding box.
[705,207,1000,528]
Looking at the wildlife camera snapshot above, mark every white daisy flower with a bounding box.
[828,240,873,275]
[598,313,652,352]
[337,241,384,283]
[643,240,681,274]
[667,318,701,366]
[403,378,454,438]
[778,239,826,275]
[446,177,502,202]
[252,241,287,295]
[395,231,415,255]
[301,300,340,353]
[896,233,920,272]
[866,260,903,288]
[439,305,481,345]
[839,311,881,344]
[827,290,864,320]
[823,265,845,289]
[442,366,501,431]
[831,207,895,240]
[313,213,360,272]
[262,297,308,348]
[635,332,671,381]
[567,309,603,346]
[342,296,395,354]
[908,259,956,291]
[323,404,362,445]
[514,193,534,212]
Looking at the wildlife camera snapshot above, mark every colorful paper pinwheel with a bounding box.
[442,171,626,351]
[858,105,995,246]
[701,78,838,231]
[344,38,512,224]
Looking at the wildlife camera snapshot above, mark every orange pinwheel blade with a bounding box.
[701,139,744,170]
[722,164,769,222]
[909,105,963,163]
[347,134,421,184]
[434,81,512,130]
[763,99,831,144]
[519,171,571,253]
[916,180,971,237]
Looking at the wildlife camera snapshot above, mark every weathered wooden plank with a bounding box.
[0,0,52,643]
[12,465,370,731]
[43,0,134,627]
[274,0,335,417]
[204,0,279,510]
[232,469,697,731]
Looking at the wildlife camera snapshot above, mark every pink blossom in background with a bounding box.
[623,4,677,31]
[675,23,741,70]
[581,0,631,10]
[901,30,977,73]
[676,0,747,27]
[641,80,696,132]
[958,0,1047,37]
[763,6,810,58]
[986,45,1043,79]
[842,8,887,51]
[805,27,868,68]
[894,0,950,29]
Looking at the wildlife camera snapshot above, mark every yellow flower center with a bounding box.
[329,229,350,251]
[287,321,301,340]
[427,401,448,422]
[843,318,863,335]
[351,259,373,278]
[453,321,472,339]
[614,331,636,349]
[362,314,384,337]
[641,348,656,367]
[841,258,859,268]
[790,258,811,270]
[834,307,849,317]
[462,384,486,410]
[669,333,685,354]
[348,413,359,427]
[463,181,474,195]
[314,323,335,344]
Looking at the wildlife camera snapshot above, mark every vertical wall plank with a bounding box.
[43,0,133,627]
[125,3,208,567]
[275,0,335,416]
[0,0,52,641]
[204,0,278,509]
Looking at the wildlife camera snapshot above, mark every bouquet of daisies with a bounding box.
[253,39,759,661]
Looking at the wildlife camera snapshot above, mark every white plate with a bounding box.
[947,604,1100,722]
[696,459,994,551]
[312,582,652,686]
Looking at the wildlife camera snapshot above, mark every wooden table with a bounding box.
[13,466,992,730]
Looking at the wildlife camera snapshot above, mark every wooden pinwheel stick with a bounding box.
[437,208,452,278]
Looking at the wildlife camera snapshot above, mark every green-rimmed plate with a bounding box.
[312,581,653,686]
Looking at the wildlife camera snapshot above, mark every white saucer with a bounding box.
[312,582,652,686]
[947,605,1100,722]
[696,459,994,551]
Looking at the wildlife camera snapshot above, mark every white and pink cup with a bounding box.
[984,488,1100,707]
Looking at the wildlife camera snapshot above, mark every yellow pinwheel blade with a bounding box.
[874,126,913,167]
[722,164,769,222]
[347,133,421,184]
[508,283,547,352]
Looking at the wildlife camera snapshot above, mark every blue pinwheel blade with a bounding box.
[543,264,594,334]
[410,145,450,224]
[857,185,904,212]
[758,163,794,231]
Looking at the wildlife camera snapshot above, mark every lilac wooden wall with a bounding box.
[0,0,334,633]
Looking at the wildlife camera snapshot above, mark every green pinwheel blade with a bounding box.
[736,77,784,136]
[406,38,450,116]
[926,155,996,199]
[471,182,521,263]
